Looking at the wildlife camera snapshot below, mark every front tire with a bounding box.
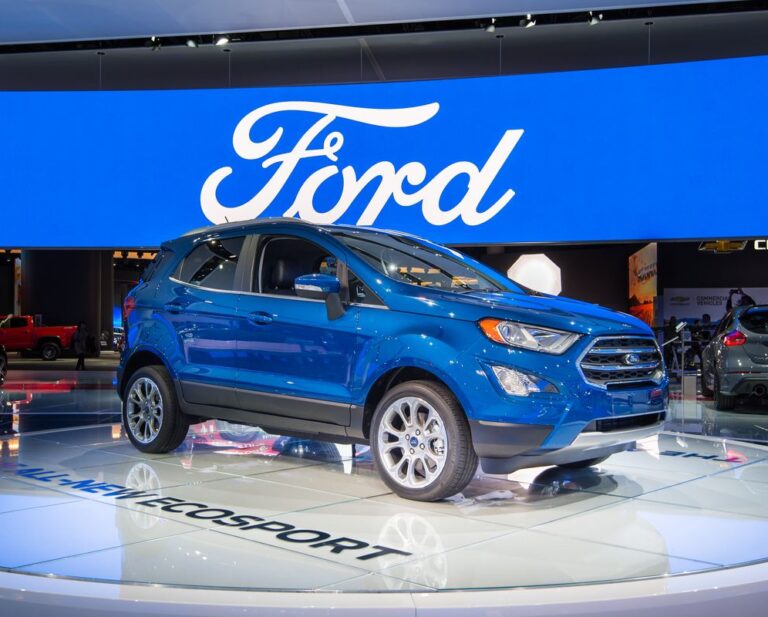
[40,342,60,361]
[123,366,189,453]
[371,380,478,502]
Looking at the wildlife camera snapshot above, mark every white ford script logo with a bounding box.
[201,102,524,227]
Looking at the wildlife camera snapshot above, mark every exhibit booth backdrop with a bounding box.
[0,54,768,248]
[663,287,768,322]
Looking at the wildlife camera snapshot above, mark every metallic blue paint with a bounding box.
[119,219,668,462]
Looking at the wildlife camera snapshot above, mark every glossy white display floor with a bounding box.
[2,372,768,615]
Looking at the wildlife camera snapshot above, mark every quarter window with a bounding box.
[142,249,172,282]
[348,269,383,305]
[176,237,244,291]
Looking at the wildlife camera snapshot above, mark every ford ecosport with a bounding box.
[118,218,668,501]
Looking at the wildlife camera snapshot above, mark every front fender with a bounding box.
[354,332,477,416]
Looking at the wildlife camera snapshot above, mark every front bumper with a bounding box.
[473,411,665,474]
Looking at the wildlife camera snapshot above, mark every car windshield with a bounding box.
[333,230,519,293]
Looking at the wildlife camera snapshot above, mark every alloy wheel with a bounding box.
[377,396,448,488]
[126,377,164,444]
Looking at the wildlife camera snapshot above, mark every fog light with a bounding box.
[491,365,557,397]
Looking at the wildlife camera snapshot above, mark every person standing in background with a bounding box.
[726,288,756,311]
[73,322,87,371]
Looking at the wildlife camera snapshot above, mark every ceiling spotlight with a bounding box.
[185,38,198,48]
[519,14,536,28]
[215,35,230,46]
[150,35,161,51]
[588,11,603,26]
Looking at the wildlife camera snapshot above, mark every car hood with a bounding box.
[392,288,652,336]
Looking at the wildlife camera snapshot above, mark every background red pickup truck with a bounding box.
[0,315,77,361]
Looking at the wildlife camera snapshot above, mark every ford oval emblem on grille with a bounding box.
[624,353,641,365]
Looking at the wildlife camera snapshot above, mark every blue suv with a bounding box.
[118,218,668,501]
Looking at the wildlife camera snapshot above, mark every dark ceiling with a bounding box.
[0,7,766,90]
[0,0,748,45]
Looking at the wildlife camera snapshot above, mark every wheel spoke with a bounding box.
[395,403,411,429]
[377,394,449,490]
[382,419,405,438]
[125,377,164,444]
[405,457,419,485]
[423,450,441,468]
[382,441,403,454]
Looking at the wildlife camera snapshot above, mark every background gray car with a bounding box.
[0,345,5,386]
[702,305,768,410]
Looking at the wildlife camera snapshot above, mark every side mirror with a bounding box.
[295,274,345,320]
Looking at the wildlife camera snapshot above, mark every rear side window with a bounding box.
[176,237,244,291]
[740,308,768,334]
[0,316,27,328]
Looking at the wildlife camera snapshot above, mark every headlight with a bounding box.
[479,318,580,354]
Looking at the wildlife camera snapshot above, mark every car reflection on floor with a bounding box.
[180,419,366,475]
[3,382,768,593]
[668,381,768,445]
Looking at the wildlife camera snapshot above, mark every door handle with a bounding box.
[248,311,273,325]
[164,303,184,314]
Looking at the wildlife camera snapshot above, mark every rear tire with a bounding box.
[714,374,736,411]
[558,455,610,469]
[40,342,60,361]
[371,380,478,502]
[123,365,189,453]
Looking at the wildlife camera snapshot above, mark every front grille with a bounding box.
[585,411,666,433]
[580,336,663,388]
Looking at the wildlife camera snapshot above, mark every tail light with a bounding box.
[723,330,747,346]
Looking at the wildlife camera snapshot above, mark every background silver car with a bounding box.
[702,305,768,410]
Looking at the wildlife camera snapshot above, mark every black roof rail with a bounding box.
[181,217,312,238]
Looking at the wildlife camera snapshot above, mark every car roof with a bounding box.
[176,217,423,244]
[738,304,768,312]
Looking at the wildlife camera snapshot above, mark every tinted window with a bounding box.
[257,236,337,296]
[177,237,244,291]
[740,307,768,334]
[0,316,26,328]
[334,230,513,293]
[348,269,383,305]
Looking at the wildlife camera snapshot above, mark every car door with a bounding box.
[157,235,245,408]
[235,232,358,426]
